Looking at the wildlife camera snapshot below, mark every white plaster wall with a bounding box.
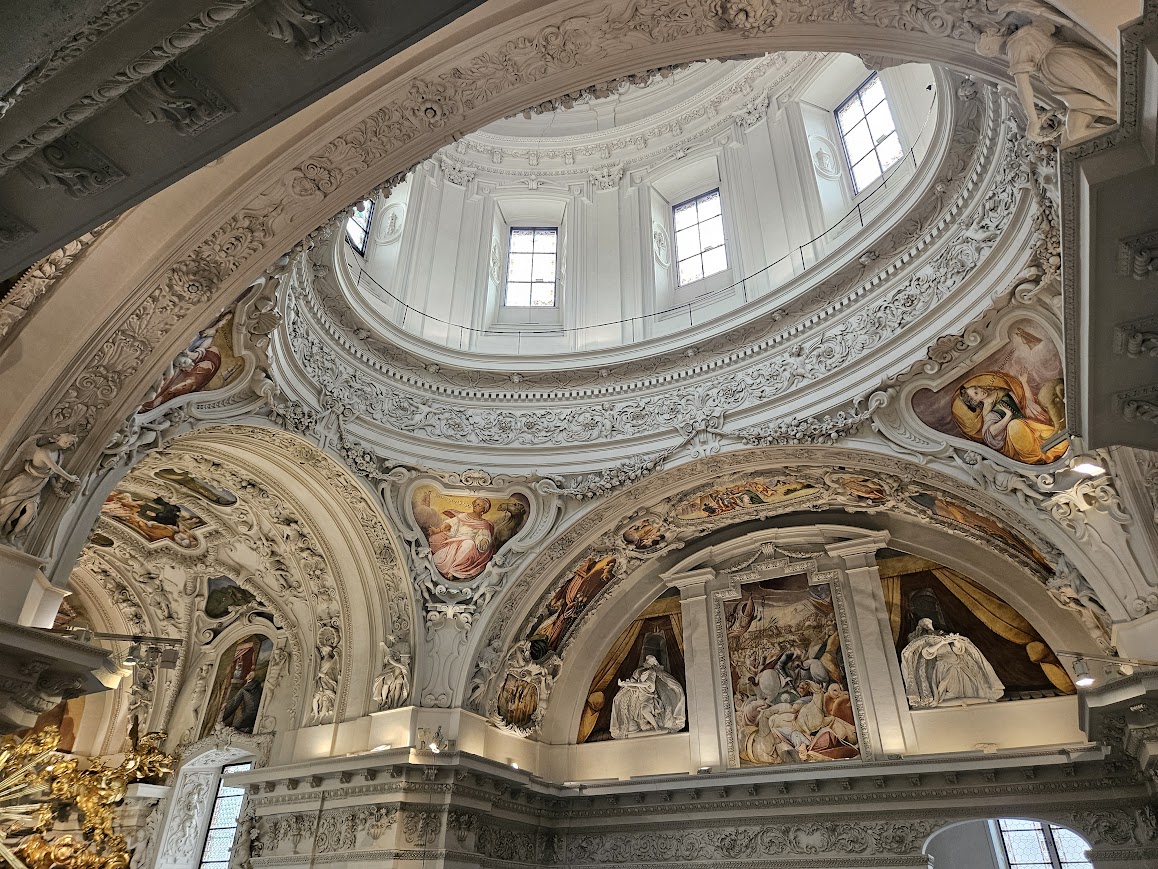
[925,820,1003,869]
[909,696,1087,755]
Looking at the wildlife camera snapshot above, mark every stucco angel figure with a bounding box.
[976,1,1117,142]
[0,433,80,543]
[901,619,1005,708]
[371,636,411,710]
[609,655,686,739]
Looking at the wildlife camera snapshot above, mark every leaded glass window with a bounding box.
[197,762,254,869]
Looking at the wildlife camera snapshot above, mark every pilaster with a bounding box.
[663,566,721,772]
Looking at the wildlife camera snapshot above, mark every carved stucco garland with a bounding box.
[30,0,1031,457]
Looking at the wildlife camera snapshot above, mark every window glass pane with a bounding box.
[1051,827,1092,867]
[673,202,698,230]
[860,77,886,111]
[696,191,721,219]
[530,284,555,306]
[999,820,1043,832]
[677,256,703,285]
[852,156,881,192]
[508,253,532,282]
[533,229,556,252]
[701,246,728,278]
[876,133,903,169]
[531,254,556,283]
[837,99,864,132]
[867,102,896,143]
[509,229,535,252]
[675,226,700,258]
[1001,827,1051,866]
[506,283,531,307]
[842,120,873,164]
[699,215,725,250]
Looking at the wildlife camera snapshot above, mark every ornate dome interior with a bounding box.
[0,3,1157,869]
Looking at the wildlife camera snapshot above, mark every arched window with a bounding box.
[993,819,1092,869]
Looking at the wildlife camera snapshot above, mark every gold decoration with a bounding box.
[0,726,175,869]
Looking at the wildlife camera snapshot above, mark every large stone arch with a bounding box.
[0,0,1078,556]
[467,446,1116,720]
[57,423,416,761]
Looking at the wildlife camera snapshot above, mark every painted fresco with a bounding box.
[154,468,238,507]
[724,575,859,766]
[411,485,530,581]
[139,311,244,413]
[204,575,257,619]
[200,633,273,738]
[907,492,1050,572]
[102,490,206,548]
[524,555,617,659]
[674,479,817,521]
[622,517,667,551]
[877,550,1074,701]
[912,319,1068,465]
[578,590,687,743]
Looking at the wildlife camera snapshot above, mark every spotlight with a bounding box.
[1073,658,1095,687]
[370,744,391,752]
[696,766,711,775]
[510,762,519,770]
[123,643,142,667]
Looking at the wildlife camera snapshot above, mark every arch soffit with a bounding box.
[69,424,415,736]
[470,445,1107,701]
[0,0,1023,479]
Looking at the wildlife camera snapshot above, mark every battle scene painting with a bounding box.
[139,311,245,413]
[911,319,1068,465]
[577,590,688,743]
[102,489,206,549]
[410,485,530,581]
[674,479,818,521]
[155,468,238,507]
[877,550,1073,703]
[723,575,859,767]
[200,633,273,739]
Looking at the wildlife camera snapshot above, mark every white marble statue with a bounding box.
[371,635,411,710]
[976,0,1117,142]
[900,618,1005,708]
[609,655,686,739]
[0,432,80,543]
[308,636,340,725]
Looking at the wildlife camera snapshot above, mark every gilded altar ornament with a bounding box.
[0,726,175,869]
